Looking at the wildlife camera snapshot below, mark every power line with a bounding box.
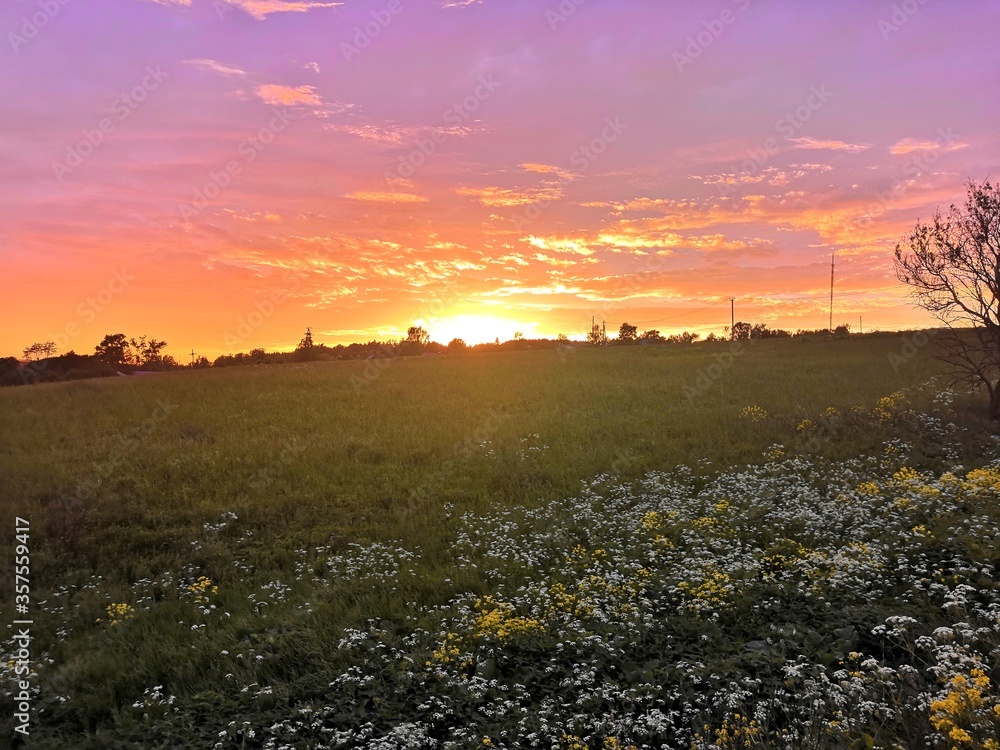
[835,287,900,297]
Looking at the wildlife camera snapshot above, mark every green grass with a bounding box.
[0,339,950,578]
[0,335,995,746]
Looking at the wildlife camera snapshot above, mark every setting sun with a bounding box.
[423,315,538,346]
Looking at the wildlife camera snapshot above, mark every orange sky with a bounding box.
[2,1,998,358]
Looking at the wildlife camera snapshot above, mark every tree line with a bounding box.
[2,332,176,387]
[1,320,871,388]
[587,320,851,345]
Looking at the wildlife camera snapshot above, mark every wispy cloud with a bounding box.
[524,236,594,256]
[520,163,577,181]
[481,284,584,297]
[696,164,833,189]
[789,137,872,153]
[219,0,341,20]
[184,58,246,77]
[889,137,968,155]
[345,192,430,204]
[326,122,473,145]
[441,0,483,7]
[457,185,564,207]
[255,84,322,106]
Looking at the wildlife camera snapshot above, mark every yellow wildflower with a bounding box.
[474,597,544,642]
[97,602,135,627]
[857,481,881,496]
[739,405,767,422]
[640,511,662,531]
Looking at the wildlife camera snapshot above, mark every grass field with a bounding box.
[2,335,1000,748]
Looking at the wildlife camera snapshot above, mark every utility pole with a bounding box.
[190,349,195,366]
[829,251,835,333]
[730,297,735,340]
[859,315,863,335]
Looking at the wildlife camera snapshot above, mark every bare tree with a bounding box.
[894,180,1000,418]
[22,342,56,360]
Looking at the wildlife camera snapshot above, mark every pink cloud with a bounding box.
[255,84,323,107]
[345,192,430,204]
[789,137,872,153]
[184,59,246,77]
[219,0,341,20]
[889,137,968,155]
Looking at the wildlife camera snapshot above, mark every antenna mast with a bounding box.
[829,251,835,332]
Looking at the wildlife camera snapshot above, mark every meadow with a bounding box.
[2,335,1000,749]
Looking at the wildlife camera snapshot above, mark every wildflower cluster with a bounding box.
[295,541,420,587]
[691,713,763,750]
[930,667,1000,749]
[872,391,907,421]
[96,602,135,627]
[739,405,767,422]
[18,400,1000,749]
[182,576,219,617]
[186,434,992,748]
[472,597,545,642]
[186,576,218,604]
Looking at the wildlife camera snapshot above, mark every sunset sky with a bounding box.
[2,0,999,357]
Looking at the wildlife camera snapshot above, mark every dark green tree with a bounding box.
[130,336,168,366]
[730,321,752,340]
[94,333,132,366]
[667,331,700,344]
[298,327,314,349]
[406,326,430,346]
[587,323,607,345]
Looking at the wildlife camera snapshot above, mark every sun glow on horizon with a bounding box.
[424,315,539,346]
